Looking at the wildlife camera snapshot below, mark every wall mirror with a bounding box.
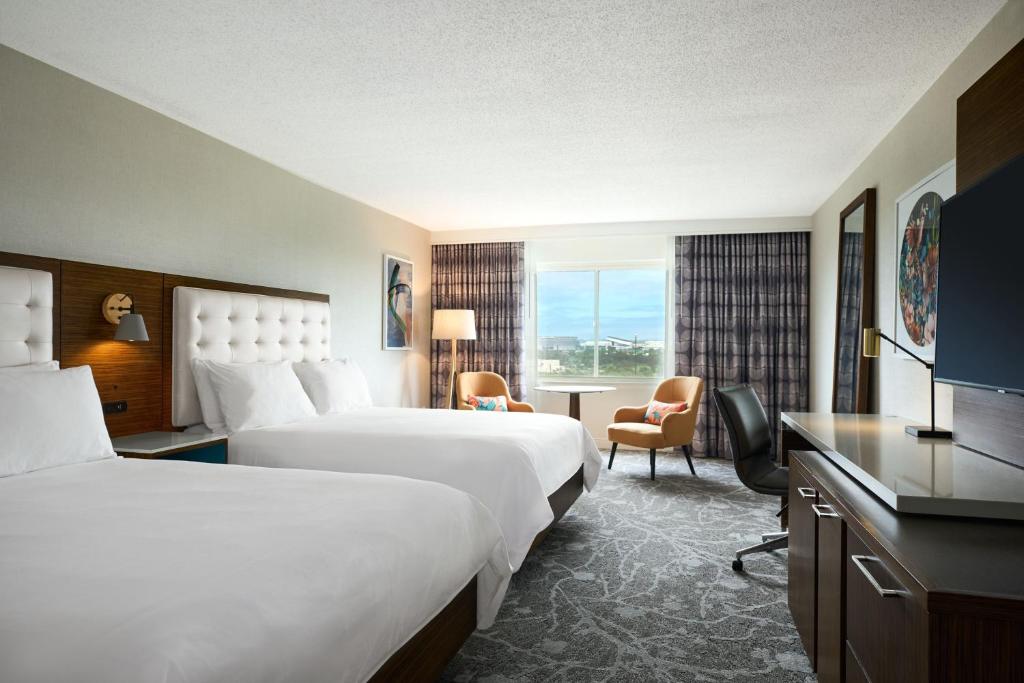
[832,188,876,413]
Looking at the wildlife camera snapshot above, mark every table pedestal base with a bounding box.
[568,393,580,420]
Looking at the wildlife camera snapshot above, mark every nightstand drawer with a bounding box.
[160,442,227,464]
[112,432,228,463]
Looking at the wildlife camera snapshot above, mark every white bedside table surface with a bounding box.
[111,431,227,455]
[535,385,616,394]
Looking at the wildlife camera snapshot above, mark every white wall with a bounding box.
[808,0,1024,425]
[0,45,433,408]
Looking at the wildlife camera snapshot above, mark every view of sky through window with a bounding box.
[537,268,665,378]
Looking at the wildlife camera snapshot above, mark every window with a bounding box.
[536,266,666,378]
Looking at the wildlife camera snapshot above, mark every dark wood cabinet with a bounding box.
[787,461,818,667]
[815,491,846,683]
[785,447,1024,682]
[844,528,927,683]
[845,642,870,683]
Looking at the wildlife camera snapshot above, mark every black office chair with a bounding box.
[712,384,789,572]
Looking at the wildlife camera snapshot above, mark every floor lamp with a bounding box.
[432,309,477,409]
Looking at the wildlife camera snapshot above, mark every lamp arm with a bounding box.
[124,291,138,314]
[875,330,938,432]
[875,330,933,369]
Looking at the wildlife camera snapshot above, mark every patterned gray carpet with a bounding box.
[442,451,814,683]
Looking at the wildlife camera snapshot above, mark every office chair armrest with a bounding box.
[613,405,648,423]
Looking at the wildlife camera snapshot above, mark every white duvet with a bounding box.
[0,458,511,683]
[227,408,603,571]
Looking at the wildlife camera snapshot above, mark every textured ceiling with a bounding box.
[0,1,1005,230]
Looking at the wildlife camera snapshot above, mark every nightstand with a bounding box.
[112,432,228,464]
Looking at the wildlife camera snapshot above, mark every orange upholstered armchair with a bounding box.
[607,376,703,479]
[456,371,535,412]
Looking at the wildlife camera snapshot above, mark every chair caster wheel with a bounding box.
[732,559,743,572]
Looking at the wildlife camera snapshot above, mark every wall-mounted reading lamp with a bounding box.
[862,327,950,439]
[102,293,150,342]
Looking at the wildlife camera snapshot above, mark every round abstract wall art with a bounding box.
[897,191,942,347]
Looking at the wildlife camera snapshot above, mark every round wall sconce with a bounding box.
[102,293,149,342]
[102,293,135,324]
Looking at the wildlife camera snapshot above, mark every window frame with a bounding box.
[534,259,668,381]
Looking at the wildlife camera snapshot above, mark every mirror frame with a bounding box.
[831,188,876,413]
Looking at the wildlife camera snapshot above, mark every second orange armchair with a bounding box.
[607,376,703,479]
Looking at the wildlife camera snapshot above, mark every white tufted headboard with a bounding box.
[172,286,331,427]
[0,266,54,368]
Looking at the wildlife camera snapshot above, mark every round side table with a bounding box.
[534,385,616,420]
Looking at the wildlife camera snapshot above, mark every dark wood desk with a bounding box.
[780,413,1024,683]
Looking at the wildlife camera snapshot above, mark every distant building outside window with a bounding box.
[536,267,666,378]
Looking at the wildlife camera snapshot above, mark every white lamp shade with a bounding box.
[431,309,476,340]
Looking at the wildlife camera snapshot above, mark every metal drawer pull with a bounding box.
[851,555,910,598]
[812,503,839,519]
[797,487,816,499]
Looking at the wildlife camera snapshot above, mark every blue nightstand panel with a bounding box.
[163,442,228,464]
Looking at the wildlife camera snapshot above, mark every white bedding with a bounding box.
[227,408,602,571]
[0,458,511,683]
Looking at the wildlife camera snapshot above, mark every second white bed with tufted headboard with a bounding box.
[0,265,511,683]
[172,285,603,571]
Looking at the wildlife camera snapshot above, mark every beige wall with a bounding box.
[809,0,1024,423]
[0,45,432,408]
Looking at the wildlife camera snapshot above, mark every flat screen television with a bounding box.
[934,154,1024,395]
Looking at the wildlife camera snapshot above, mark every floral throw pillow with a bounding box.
[643,400,687,425]
[467,394,509,412]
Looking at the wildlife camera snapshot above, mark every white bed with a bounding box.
[171,286,603,571]
[0,264,512,683]
[228,407,602,569]
[0,458,510,683]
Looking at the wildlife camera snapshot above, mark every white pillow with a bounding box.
[292,359,374,414]
[191,359,227,431]
[0,360,59,373]
[202,360,316,433]
[0,365,115,477]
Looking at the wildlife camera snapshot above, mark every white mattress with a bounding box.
[0,458,511,683]
[227,408,603,571]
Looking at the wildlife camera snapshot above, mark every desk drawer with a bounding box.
[815,491,845,683]
[845,528,927,682]
[845,640,871,683]
[788,458,818,667]
[162,442,227,464]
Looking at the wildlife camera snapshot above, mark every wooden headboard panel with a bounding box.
[953,37,1024,467]
[0,250,329,437]
[61,261,165,437]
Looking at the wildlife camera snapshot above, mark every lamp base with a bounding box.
[905,425,952,439]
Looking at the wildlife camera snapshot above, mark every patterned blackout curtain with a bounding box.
[430,242,525,408]
[674,232,810,458]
